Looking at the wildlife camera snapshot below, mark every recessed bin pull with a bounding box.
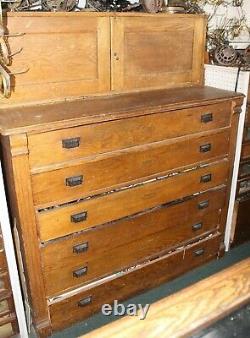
[62,137,80,149]
[66,175,83,187]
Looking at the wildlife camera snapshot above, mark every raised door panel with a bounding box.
[111,15,206,91]
[1,13,110,105]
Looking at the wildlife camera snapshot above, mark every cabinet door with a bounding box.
[3,13,110,104]
[111,15,206,92]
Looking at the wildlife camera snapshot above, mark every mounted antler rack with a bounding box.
[0,3,27,98]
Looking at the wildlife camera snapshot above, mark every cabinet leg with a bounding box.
[36,320,52,338]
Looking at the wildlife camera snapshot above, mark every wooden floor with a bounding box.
[84,258,250,338]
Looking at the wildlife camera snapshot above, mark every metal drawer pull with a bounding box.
[78,296,92,307]
[200,143,211,153]
[62,137,80,149]
[71,211,87,223]
[66,175,83,187]
[198,200,209,209]
[73,242,89,254]
[200,174,212,183]
[201,113,213,123]
[194,248,205,257]
[192,222,203,231]
[73,266,88,278]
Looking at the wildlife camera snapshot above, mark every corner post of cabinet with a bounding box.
[220,98,244,243]
[1,133,52,338]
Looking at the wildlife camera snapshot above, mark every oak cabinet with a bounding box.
[6,14,110,103]
[0,86,243,336]
[111,16,205,90]
[0,11,243,338]
[1,13,206,105]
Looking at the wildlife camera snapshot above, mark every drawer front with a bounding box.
[41,188,226,266]
[0,250,7,272]
[44,212,220,296]
[49,234,221,331]
[37,160,229,241]
[239,160,250,178]
[32,130,230,207]
[243,126,250,142]
[28,102,231,169]
[245,104,249,125]
[42,191,225,296]
[0,272,11,293]
[241,143,250,160]
[238,177,250,197]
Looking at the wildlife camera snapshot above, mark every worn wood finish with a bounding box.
[32,129,230,206]
[241,142,250,160]
[44,216,219,296]
[42,189,225,296]
[3,14,110,104]
[28,102,231,169]
[37,160,229,241]
[111,16,206,90]
[217,100,242,239]
[0,135,51,337]
[85,257,250,338]
[0,84,243,336]
[239,159,250,178]
[233,198,250,246]
[0,87,241,135]
[0,251,7,272]
[49,234,221,331]
[243,126,250,142]
[41,187,226,262]
[0,13,206,105]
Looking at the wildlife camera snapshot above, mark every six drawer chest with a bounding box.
[0,12,245,337]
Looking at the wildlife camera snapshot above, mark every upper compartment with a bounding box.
[1,12,206,106]
[110,14,206,91]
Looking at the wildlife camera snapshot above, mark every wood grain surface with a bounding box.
[37,160,229,240]
[1,13,205,105]
[84,257,250,338]
[0,87,242,135]
[4,14,111,103]
[111,16,205,90]
[49,234,221,331]
[28,103,231,170]
[31,129,229,206]
[241,143,250,160]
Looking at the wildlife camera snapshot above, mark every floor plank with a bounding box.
[84,258,250,338]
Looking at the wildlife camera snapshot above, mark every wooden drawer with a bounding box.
[49,233,221,331]
[0,251,7,272]
[28,102,231,169]
[245,104,250,126]
[243,126,250,143]
[239,160,250,178]
[0,296,13,316]
[238,177,250,197]
[32,129,230,207]
[42,189,225,296]
[233,197,250,245]
[37,160,229,241]
[0,272,11,293]
[241,142,250,160]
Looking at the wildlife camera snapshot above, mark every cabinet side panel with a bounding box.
[1,135,51,337]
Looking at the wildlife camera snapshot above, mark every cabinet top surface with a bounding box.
[0,86,243,136]
[4,11,205,18]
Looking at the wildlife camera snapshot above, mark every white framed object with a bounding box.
[0,160,28,338]
[205,64,250,251]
